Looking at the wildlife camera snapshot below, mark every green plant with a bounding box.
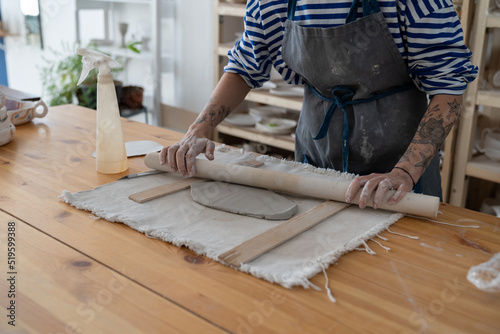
[127,41,142,54]
[40,42,133,109]
[40,42,98,108]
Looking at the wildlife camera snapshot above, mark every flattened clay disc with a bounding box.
[190,181,297,220]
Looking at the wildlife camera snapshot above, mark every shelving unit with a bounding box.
[75,0,175,126]
[213,0,301,153]
[449,0,500,206]
[0,31,13,38]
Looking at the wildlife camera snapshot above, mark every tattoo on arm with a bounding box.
[195,103,232,128]
[412,104,444,152]
[415,151,433,168]
[195,114,207,125]
[401,98,461,170]
[447,99,461,120]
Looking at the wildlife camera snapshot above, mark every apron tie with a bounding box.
[308,83,414,172]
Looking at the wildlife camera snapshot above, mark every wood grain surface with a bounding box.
[0,105,499,333]
[0,211,225,334]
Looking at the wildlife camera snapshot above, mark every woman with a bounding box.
[160,0,477,209]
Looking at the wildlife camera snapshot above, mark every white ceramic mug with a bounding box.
[484,147,500,161]
[0,106,15,146]
[7,100,48,125]
[478,128,500,161]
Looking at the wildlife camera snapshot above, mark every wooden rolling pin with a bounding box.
[144,152,440,218]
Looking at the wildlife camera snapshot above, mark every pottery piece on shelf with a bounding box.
[249,105,299,121]
[269,86,304,97]
[120,86,144,110]
[224,113,260,126]
[255,117,297,135]
[477,128,500,161]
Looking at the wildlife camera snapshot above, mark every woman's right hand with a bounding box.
[159,127,215,177]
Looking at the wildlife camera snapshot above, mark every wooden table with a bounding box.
[0,105,499,333]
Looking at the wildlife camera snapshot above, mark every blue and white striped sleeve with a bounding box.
[224,0,274,88]
[404,0,478,96]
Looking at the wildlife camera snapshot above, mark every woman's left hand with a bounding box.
[345,168,415,209]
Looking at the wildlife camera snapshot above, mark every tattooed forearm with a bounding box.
[396,95,462,176]
[208,105,231,128]
[194,103,232,128]
[412,115,447,154]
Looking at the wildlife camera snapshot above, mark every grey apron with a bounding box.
[281,0,442,198]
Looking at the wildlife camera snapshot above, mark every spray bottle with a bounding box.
[77,48,128,174]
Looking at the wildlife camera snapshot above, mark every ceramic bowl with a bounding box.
[224,113,260,126]
[249,105,299,121]
[484,147,500,161]
[8,100,48,125]
[255,117,297,135]
[0,123,15,146]
[0,90,5,110]
[478,128,500,151]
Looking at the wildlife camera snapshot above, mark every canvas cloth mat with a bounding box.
[60,147,403,289]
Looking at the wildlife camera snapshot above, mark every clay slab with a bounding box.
[190,181,297,220]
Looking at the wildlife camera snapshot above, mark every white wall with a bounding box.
[173,0,213,113]
[2,0,76,97]
[1,0,214,116]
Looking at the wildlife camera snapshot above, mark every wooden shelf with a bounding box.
[487,12,500,28]
[449,0,500,206]
[218,42,234,56]
[219,3,246,17]
[246,90,303,111]
[466,155,500,183]
[0,30,17,38]
[476,90,500,108]
[97,45,154,60]
[216,123,295,151]
[214,0,298,156]
[217,42,303,111]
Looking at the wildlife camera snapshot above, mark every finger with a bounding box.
[159,146,169,165]
[358,179,380,209]
[373,178,392,209]
[205,140,215,161]
[167,145,180,172]
[185,148,198,177]
[388,183,410,205]
[175,145,189,176]
[345,177,363,203]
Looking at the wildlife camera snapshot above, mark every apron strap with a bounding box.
[346,0,381,24]
[287,0,298,20]
[307,83,414,172]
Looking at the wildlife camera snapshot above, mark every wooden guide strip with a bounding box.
[129,178,206,203]
[218,201,350,267]
[129,159,264,204]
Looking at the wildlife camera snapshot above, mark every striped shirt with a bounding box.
[225,0,478,96]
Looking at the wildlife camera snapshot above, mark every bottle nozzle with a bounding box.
[76,48,120,85]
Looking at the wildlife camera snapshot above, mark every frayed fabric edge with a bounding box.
[61,188,405,290]
[233,212,404,290]
[286,212,404,289]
